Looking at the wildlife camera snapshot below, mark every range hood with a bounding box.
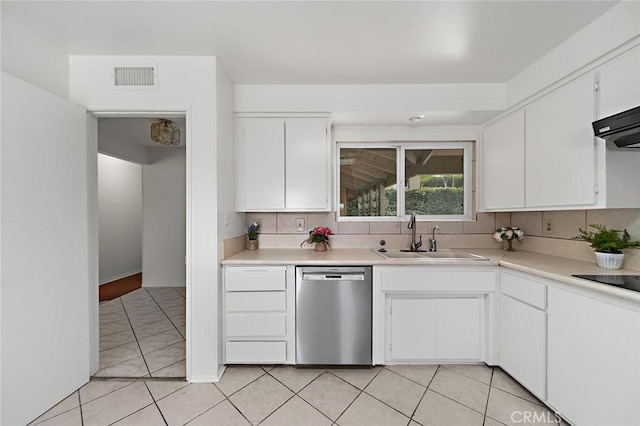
[592,105,640,148]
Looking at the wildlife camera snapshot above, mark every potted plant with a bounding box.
[493,226,525,251]
[301,227,332,252]
[577,224,640,269]
[247,222,260,250]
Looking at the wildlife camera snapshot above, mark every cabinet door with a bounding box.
[548,287,640,426]
[481,110,525,210]
[285,118,329,210]
[436,298,482,360]
[242,119,285,210]
[598,45,640,119]
[500,295,546,399]
[390,299,436,360]
[526,74,596,207]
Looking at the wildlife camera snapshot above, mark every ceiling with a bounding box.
[2,1,618,85]
[99,117,187,148]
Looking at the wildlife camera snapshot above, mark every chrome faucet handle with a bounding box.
[415,235,422,250]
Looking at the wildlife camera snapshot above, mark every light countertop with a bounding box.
[222,248,640,303]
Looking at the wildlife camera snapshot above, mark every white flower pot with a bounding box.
[594,252,624,270]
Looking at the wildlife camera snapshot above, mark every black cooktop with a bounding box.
[572,274,640,293]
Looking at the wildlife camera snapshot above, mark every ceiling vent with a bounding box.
[112,66,158,89]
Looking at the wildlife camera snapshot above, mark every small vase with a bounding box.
[503,240,517,251]
[247,239,259,251]
[315,242,327,252]
[595,252,624,269]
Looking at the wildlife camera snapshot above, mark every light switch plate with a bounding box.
[296,218,305,232]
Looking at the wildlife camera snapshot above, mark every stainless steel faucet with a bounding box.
[408,212,422,252]
[429,226,440,251]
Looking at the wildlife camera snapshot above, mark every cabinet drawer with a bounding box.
[500,271,546,310]
[225,266,286,291]
[226,291,286,312]
[226,341,287,364]
[379,267,496,292]
[226,313,286,337]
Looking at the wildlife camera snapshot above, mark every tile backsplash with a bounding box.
[243,209,640,271]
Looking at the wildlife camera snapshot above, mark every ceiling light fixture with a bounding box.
[150,119,181,146]
[409,115,425,123]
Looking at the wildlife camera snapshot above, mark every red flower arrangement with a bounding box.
[301,226,332,248]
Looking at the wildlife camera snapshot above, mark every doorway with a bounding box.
[95,116,187,378]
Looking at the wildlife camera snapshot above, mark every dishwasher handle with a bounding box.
[303,273,365,281]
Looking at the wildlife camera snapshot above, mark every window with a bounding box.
[337,142,473,221]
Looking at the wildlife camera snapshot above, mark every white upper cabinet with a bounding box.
[481,110,525,210]
[480,44,640,211]
[241,118,286,210]
[236,116,331,211]
[285,119,330,210]
[525,73,596,208]
[598,45,640,118]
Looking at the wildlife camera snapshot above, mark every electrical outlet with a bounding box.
[296,218,305,232]
[544,219,555,235]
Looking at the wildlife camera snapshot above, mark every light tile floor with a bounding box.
[97,287,186,378]
[30,364,566,426]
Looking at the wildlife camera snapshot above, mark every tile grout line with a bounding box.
[143,382,170,426]
[327,367,384,424]
[264,368,335,425]
[408,365,443,425]
[491,368,550,409]
[143,290,187,340]
[484,368,495,418]
[78,391,85,426]
[180,395,231,425]
[118,296,154,378]
[144,287,186,333]
[215,368,267,399]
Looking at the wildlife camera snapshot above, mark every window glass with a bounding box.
[404,149,464,216]
[339,148,397,217]
[337,143,471,221]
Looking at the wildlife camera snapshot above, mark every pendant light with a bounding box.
[150,119,181,146]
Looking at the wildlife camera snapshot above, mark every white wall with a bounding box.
[70,55,220,381]
[0,13,69,99]
[235,83,505,126]
[506,1,640,108]
[98,154,142,284]
[98,127,150,165]
[1,73,89,426]
[216,62,245,368]
[143,148,186,287]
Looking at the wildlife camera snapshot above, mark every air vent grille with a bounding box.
[113,67,156,87]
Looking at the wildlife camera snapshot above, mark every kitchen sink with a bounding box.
[374,249,489,261]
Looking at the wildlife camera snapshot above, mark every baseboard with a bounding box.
[142,283,186,288]
[188,372,223,383]
[99,270,142,285]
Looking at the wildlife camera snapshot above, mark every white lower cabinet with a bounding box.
[377,266,494,363]
[390,299,437,360]
[547,286,640,426]
[499,270,547,400]
[388,297,482,362]
[223,266,292,364]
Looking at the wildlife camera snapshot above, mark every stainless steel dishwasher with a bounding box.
[295,266,372,365]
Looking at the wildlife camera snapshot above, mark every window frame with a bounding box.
[336,141,473,222]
